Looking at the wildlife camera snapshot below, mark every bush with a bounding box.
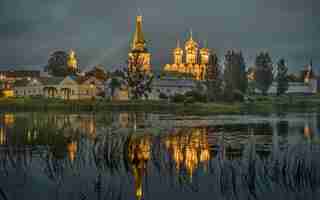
[159,92,168,100]
[171,94,185,103]
[185,91,207,102]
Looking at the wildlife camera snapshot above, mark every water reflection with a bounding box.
[163,128,210,179]
[0,112,320,200]
[127,136,151,200]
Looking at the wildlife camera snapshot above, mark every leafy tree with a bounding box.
[276,58,289,96]
[46,51,76,77]
[120,53,154,100]
[205,53,223,101]
[223,50,247,101]
[255,52,273,95]
[109,77,121,99]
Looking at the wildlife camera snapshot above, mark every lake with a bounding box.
[0,112,320,200]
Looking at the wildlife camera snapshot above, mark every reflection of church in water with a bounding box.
[163,128,210,179]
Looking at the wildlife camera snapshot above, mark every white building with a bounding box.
[262,80,318,95]
[149,78,197,100]
[14,76,98,100]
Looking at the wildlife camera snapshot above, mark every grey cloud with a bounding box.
[0,0,318,72]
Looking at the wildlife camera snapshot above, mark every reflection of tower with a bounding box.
[128,15,151,73]
[0,127,6,145]
[128,136,151,200]
[185,30,199,65]
[173,40,183,65]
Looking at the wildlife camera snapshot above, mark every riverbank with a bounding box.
[0,95,319,115]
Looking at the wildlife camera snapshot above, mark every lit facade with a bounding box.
[128,15,151,73]
[164,32,210,80]
[67,49,78,71]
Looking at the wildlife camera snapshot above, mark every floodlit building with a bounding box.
[163,31,211,80]
[128,15,151,73]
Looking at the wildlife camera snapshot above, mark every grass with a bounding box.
[0,94,319,114]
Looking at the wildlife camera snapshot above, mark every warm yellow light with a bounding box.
[67,141,78,162]
[2,90,14,98]
[304,124,311,138]
[4,113,14,126]
[0,128,6,145]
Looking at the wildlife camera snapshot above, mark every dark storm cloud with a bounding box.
[0,0,318,72]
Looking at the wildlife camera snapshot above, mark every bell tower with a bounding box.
[173,40,183,64]
[128,14,151,73]
[200,41,210,65]
[67,49,78,72]
[185,30,198,64]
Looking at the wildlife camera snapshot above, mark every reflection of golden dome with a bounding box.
[163,128,211,179]
[67,141,78,162]
[4,113,14,126]
[0,128,6,145]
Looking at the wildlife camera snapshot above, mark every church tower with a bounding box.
[200,41,210,65]
[128,15,151,73]
[67,49,78,72]
[185,30,199,64]
[173,40,183,64]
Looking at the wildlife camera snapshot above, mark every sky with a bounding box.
[0,0,318,73]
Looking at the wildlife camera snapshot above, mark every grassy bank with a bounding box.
[0,95,319,114]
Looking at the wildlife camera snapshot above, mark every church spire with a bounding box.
[132,14,146,51]
[176,39,181,48]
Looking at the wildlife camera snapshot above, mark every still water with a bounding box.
[0,112,320,200]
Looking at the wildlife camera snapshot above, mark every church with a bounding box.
[163,32,211,80]
[128,15,151,73]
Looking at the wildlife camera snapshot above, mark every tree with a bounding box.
[246,67,256,95]
[255,52,273,95]
[205,53,223,101]
[276,58,289,96]
[46,50,78,77]
[223,50,247,101]
[120,53,154,100]
[109,77,121,99]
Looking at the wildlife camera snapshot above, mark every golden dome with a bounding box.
[185,30,199,49]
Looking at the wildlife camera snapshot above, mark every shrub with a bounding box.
[171,94,185,103]
[159,92,168,100]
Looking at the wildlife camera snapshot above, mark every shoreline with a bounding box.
[0,96,319,115]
